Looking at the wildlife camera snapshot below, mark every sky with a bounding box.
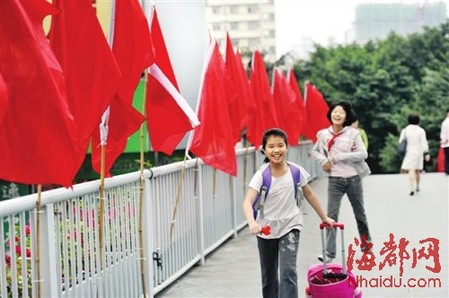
[275,0,449,57]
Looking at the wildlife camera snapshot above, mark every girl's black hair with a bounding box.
[261,128,288,163]
[408,114,420,125]
[326,101,357,127]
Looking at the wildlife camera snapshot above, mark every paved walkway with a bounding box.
[155,173,448,298]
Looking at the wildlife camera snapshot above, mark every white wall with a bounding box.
[142,0,207,149]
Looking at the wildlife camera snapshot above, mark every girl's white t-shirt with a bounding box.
[249,162,310,239]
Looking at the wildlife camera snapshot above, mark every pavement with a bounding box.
[155,173,448,298]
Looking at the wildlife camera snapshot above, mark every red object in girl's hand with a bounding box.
[261,226,271,235]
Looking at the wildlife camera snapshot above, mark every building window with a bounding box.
[264,30,275,37]
[249,38,259,48]
[262,13,275,21]
[248,21,259,30]
[212,7,221,14]
[213,23,221,31]
[247,5,258,14]
[230,6,238,14]
[230,22,239,30]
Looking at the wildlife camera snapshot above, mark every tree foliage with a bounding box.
[287,21,449,173]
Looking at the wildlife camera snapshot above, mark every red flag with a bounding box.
[0,73,8,130]
[223,34,243,143]
[225,33,256,143]
[302,81,330,142]
[188,39,237,176]
[235,50,256,123]
[146,7,199,155]
[272,69,302,146]
[286,69,306,144]
[91,0,152,176]
[49,0,121,167]
[224,33,246,143]
[247,51,278,148]
[0,0,80,187]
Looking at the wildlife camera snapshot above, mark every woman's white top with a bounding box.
[399,124,429,170]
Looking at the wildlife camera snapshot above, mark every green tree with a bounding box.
[286,21,449,173]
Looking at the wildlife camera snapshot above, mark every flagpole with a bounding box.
[169,155,188,241]
[303,81,309,104]
[97,0,116,278]
[35,184,43,298]
[98,143,106,270]
[138,69,149,296]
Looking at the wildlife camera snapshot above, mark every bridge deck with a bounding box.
[156,173,448,298]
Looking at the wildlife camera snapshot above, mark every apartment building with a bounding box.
[355,2,447,44]
[205,0,276,62]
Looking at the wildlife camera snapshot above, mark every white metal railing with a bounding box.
[0,142,318,297]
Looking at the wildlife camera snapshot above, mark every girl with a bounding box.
[242,128,333,298]
[311,101,372,263]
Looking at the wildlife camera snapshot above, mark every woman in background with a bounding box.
[351,119,368,150]
[311,101,372,263]
[399,113,431,195]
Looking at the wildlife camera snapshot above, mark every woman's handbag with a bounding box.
[398,138,407,157]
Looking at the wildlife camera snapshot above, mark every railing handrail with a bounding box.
[0,143,319,298]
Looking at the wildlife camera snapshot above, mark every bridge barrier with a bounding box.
[0,142,318,297]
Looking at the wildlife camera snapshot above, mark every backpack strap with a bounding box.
[252,163,301,220]
[252,166,271,219]
[287,162,301,202]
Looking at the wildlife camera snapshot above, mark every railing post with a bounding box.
[230,175,238,239]
[38,204,58,297]
[143,176,155,298]
[196,164,206,265]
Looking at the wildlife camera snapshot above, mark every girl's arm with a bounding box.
[302,184,334,226]
[242,188,262,234]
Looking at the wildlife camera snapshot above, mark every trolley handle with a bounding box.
[319,222,344,230]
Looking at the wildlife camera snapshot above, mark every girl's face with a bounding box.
[263,135,287,164]
[330,105,347,126]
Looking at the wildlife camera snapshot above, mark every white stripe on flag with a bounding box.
[148,64,200,127]
[99,106,110,146]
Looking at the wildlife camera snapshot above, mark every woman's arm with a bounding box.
[332,131,368,163]
[311,131,331,166]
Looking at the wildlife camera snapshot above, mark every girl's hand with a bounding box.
[323,217,335,228]
[249,222,262,235]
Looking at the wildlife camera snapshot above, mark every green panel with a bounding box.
[0,180,29,201]
[125,80,150,153]
[1,180,30,244]
[86,80,149,154]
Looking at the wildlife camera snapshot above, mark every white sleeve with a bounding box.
[298,166,310,187]
[248,169,263,192]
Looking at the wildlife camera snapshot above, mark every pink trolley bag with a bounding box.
[305,223,362,298]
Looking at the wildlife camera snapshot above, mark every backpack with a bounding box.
[252,162,301,219]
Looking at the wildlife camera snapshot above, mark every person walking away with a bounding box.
[440,109,449,174]
[242,128,334,298]
[399,113,431,195]
[311,101,372,263]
